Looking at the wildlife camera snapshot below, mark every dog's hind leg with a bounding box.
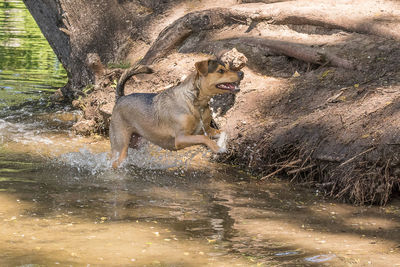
[111,136,130,169]
[110,120,132,169]
[113,144,129,169]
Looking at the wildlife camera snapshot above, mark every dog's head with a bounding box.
[195,59,244,95]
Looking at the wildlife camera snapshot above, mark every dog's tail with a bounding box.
[115,64,153,101]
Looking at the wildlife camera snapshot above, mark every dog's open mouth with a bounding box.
[216,82,240,92]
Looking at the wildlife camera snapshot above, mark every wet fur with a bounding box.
[110,60,243,168]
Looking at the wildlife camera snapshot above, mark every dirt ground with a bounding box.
[72,0,400,205]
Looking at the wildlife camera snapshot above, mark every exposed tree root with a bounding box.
[140,8,229,64]
[139,3,399,66]
[321,148,399,206]
[239,141,400,205]
[260,159,301,180]
[195,37,356,69]
[232,3,400,40]
[139,7,357,66]
[244,38,356,69]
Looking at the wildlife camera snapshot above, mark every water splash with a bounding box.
[0,109,77,146]
[124,143,210,170]
[58,142,211,175]
[59,148,111,175]
[0,118,49,145]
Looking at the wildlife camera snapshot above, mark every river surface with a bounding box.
[1,1,400,266]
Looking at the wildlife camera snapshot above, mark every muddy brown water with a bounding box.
[1,128,400,267]
[1,1,400,266]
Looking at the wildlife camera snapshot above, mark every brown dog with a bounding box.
[110,59,244,168]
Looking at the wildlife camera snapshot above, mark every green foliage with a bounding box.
[107,62,131,69]
[82,84,94,94]
[111,79,117,88]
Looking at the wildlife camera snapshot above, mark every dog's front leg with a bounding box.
[175,135,223,153]
[201,109,221,138]
[206,127,221,138]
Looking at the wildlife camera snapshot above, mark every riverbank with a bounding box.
[18,0,400,205]
[71,12,400,205]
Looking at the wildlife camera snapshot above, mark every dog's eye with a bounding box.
[218,69,225,74]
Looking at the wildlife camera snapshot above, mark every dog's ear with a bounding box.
[195,60,222,76]
[207,60,220,73]
[195,60,209,76]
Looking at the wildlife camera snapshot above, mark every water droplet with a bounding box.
[304,254,336,263]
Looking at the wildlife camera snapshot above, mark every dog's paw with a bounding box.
[217,146,227,153]
[216,131,227,153]
[217,131,227,148]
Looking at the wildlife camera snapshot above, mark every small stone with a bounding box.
[220,48,248,70]
[72,120,96,135]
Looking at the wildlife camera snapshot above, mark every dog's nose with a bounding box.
[237,71,244,80]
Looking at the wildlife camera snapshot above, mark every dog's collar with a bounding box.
[193,78,210,136]
[193,77,201,97]
[193,78,213,107]
[199,110,207,136]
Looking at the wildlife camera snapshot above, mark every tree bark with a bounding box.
[23,0,169,99]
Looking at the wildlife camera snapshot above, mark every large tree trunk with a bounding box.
[23,0,170,98]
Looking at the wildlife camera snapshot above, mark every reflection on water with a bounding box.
[1,1,400,266]
[2,147,400,266]
[0,0,67,110]
[0,144,257,266]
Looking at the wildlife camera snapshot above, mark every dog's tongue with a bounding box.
[223,83,235,90]
[218,83,238,91]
